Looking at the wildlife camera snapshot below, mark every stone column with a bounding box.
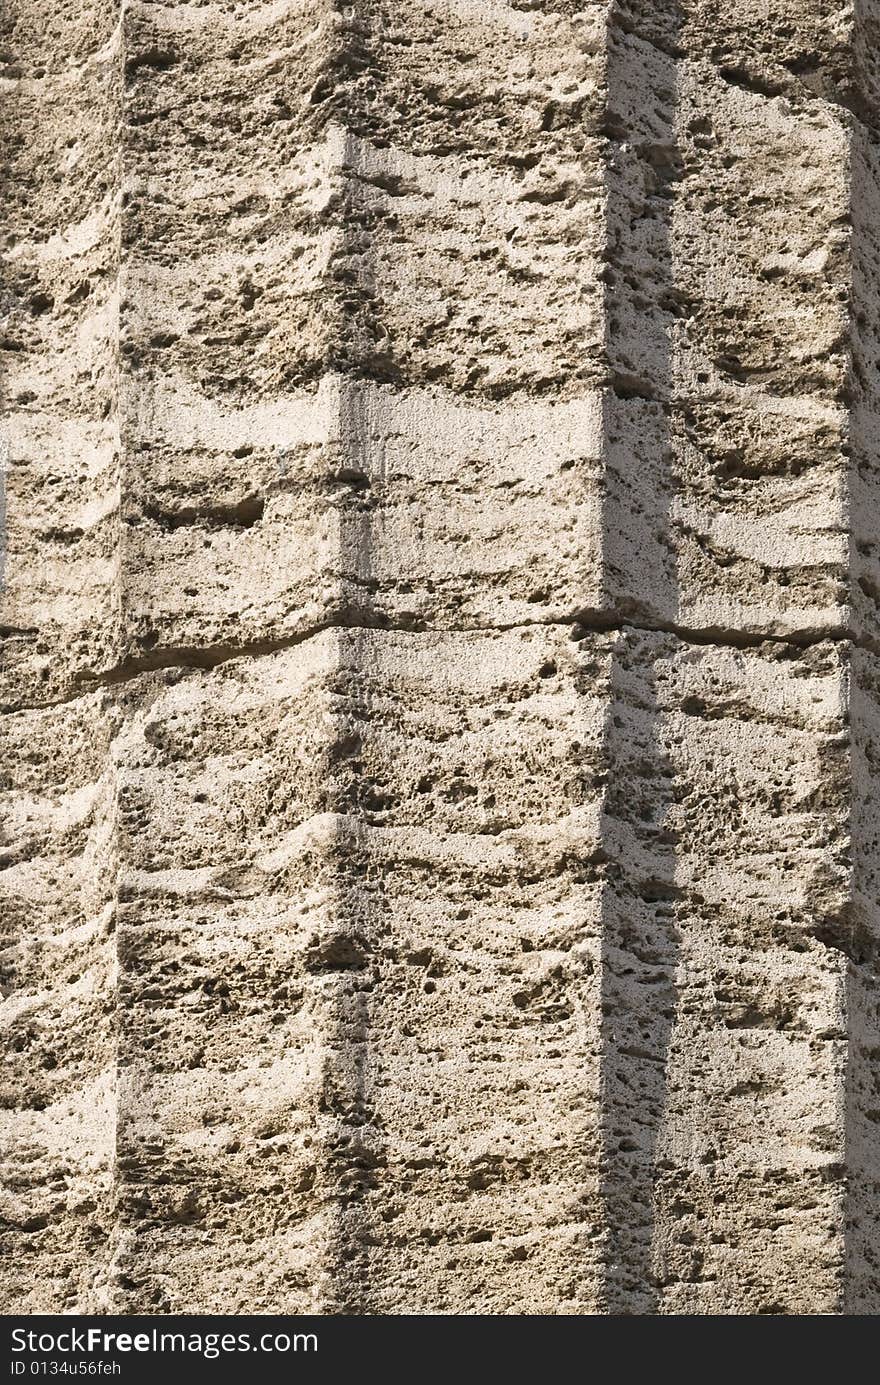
[1,0,879,1316]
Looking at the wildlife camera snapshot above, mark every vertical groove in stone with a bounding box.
[310,2,609,1314]
[319,379,384,1313]
[597,0,683,1314]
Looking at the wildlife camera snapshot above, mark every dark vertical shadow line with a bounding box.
[107,1,160,1312]
[322,377,386,1315]
[318,24,390,1302]
[844,0,880,1316]
[598,0,684,1314]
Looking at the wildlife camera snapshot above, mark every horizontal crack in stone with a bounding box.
[0,611,867,715]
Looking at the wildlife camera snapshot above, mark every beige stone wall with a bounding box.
[1,0,878,1314]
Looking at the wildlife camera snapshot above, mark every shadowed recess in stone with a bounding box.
[597,0,683,1315]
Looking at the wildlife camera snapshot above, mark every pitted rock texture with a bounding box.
[1,0,880,1315]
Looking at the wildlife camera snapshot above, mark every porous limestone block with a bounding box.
[604,12,853,638]
[107,635,338,1312]
[117,377,606,653]
[670,57,852,637]
[100,625,607,1312]
[0,1,121,708]
[0,695,117,1312]
[600,630,850,1313]
[320,626,607,1313]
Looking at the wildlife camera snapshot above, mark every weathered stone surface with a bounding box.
[2,0,880,1315]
